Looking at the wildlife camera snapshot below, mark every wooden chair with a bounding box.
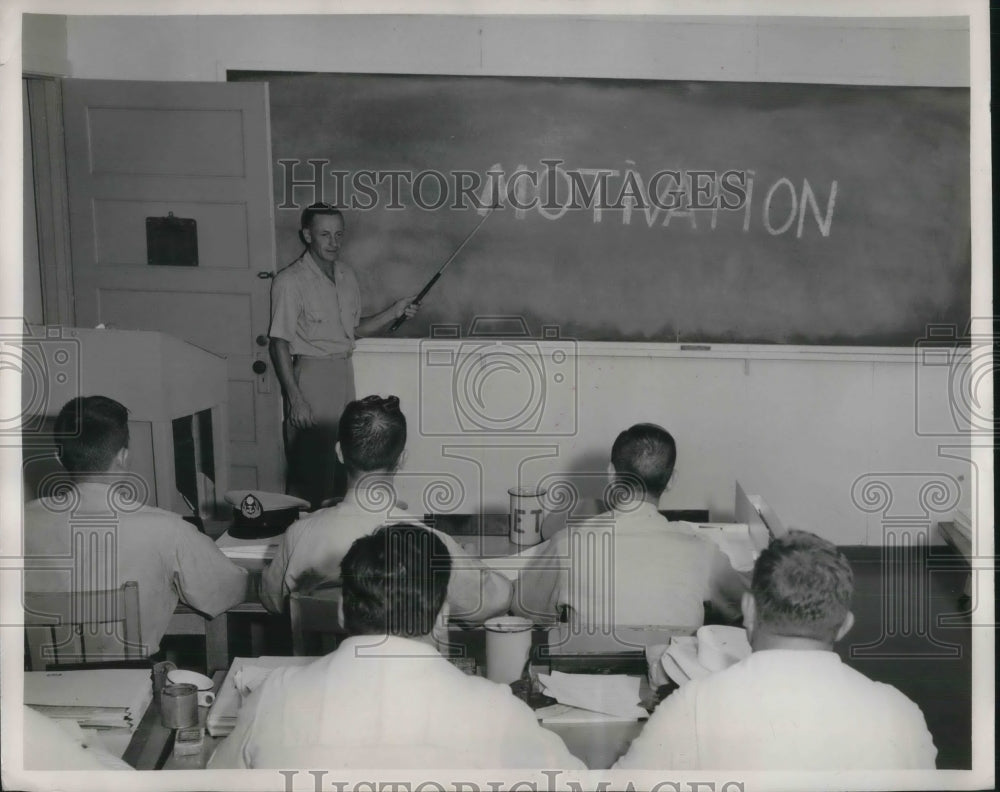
[24,580,146,671]
[289,586,347,656]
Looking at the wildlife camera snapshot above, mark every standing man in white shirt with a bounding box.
[268,203,418,508]
[614,530,938,770]
[210,523,585,770]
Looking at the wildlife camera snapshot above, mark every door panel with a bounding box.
[63,79,282,495]
[86,107,246,176]
[93,199,250,268]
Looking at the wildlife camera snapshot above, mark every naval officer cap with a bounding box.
[224,490,310,539]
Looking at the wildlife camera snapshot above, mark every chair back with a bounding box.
[289,586,347,656]
[24,580,144,670]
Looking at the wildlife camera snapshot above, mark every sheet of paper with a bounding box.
[535,703,641,724]
[215,531,281,560]
[24,669,152,709]
[689,522,757,572]
[537,671,646,720]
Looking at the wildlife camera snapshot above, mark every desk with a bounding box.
[170,512,750,673]
[136,659,645,770]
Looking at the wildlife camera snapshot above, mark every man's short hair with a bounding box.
[751,530,854,642]
[338,395,407,475]
[610,423,677,499]
[53,396,129,473]
[340,523,452,638]
[301,202,344,230]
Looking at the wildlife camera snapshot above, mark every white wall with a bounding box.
[22,14,68,77]
[354,342,973,545]
[49,12,978,545]
[63,14,969,86]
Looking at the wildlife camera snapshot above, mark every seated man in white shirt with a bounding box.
[260,394,511,624]
[24,396,247,659]
[513,423,746,653]
[614,530,938,770]
[210,523,586,769]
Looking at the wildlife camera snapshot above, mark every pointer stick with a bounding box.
[389,207,497,333]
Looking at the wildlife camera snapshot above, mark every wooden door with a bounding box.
[63,79,283,495]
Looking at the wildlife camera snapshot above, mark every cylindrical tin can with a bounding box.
[484,616,534,684]
[161,683,198,729]
[508,486,547,546]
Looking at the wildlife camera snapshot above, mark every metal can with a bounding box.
[508,486,547,546]
[161,683,198,729]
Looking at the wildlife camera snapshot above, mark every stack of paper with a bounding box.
[216,531,281,561]
[24,669,152,733]
[207,656,314,736]
[536,671,646,720]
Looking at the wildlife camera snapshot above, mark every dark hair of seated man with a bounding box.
[53,395,129,474]
[610,422,677,501]
[340,523,452,638]
[337,395,407,478]
[748,529,854,647]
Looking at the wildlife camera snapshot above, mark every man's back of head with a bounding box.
[340,522,451,638]
[337,395,407,479]
[53,396,129,474]
[610,422,677,502]
[616,529,937,770]
[748,529,854,647]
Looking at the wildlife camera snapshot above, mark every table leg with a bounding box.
[249,619,266,656]
[205,613,230,675]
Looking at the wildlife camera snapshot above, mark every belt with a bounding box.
[294,351,353,361]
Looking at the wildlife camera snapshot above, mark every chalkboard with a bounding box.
[249,72,970,345]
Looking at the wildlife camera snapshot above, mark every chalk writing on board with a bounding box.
[255,72,968,345]
[278,159,839,239]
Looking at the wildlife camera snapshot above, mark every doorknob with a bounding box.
[257,271,275,279]
[252,360,267,375]
[256,334,269,347]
